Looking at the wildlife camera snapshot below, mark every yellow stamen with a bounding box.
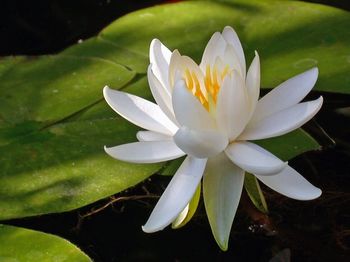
[184,64,230,112]
[221,65,230,80]
[185,69,193,90]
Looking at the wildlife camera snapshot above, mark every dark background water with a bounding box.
[1,1,349,261]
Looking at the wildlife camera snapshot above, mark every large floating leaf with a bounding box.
[0,60,161,221]
[64,0,350,93]
[1,0,339,220]
[0,224,91,261]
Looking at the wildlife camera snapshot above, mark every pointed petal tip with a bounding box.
[315,188,322,198]
[103,85,119,105]
[312,96,324,113]
[222,25,236,36]
[292,188,322,201]
[309,66,319,76]
[251,52,260,70]
[102,85,111,98]
[173,49,181,55]
[103,145,114,157]
[150,38,161,48]
[301,66,319,87]
[104,145,117,160]
[223,26,233,33]
[218,241,229,252]
[213,233,229,251]
[300,187,322,201]
[141,225,158,233]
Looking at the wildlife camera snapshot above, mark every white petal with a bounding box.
[222,44,244,78]
[255,165,322,200]
[200,32,226,72]
[216,73,250,140]
[149,39,172,90]
[168,49,182,88]
[172,80,216,130]
[240,97,323,140]
[222,26,246,76]
[142,156,207,232]
[225,142,287,176]
[250,67,319,123]
[246,52,260,115]
[104,141,185,163]
[136,131,172,142]
[169,51,206,96]
[203,153,245,251]
[174,126,228,158]
[103,86,177,135]
[148,65,178,125]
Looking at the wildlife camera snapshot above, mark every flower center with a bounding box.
[184,64,230,111]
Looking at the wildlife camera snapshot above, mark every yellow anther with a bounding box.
[183,63,230,112]
[221,65,230,80]
[185,69,193,90]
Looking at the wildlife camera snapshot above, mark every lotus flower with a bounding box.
[103,26,322,250]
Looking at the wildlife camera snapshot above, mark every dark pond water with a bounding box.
[1,1,349,261]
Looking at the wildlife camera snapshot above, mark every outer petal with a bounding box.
[203,153,245,251]
[200,32,226,72]
[240,97,323,140]
[136,131,172,142]
[103,86,177,135]
[250,67,319,123]
[104,141,185,163]
[142,156,207,232]
[225,142,287,176]
[148,65,178,125]
[216,73,250,141]
[222,26,246,76]
[255,165,322,200]
[174,126,228,158]
[245,52,260,115]
[172,80,216,130]
[150,39,172,91]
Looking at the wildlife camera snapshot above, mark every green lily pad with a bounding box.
[0,224,91,261]
[0,0,336,220]
[79,0,349,93]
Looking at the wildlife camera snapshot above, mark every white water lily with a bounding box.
[103,26,323,250]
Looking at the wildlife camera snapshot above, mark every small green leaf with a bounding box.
[0,224,91,261]
[244,173,268,214]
